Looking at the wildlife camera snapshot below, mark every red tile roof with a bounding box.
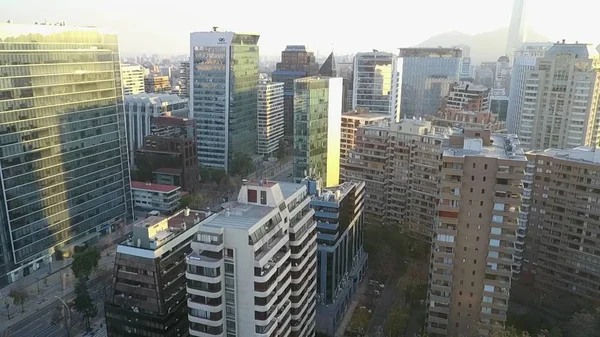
[131,181,180,193]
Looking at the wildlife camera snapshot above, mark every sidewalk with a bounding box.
[335,270,372,337]
[0,225,130,332]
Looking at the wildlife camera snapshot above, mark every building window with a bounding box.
[260,191,267,205]
[483,177,486,182]
[225,249,234,258]
[481,189,485,194]
[484,164,488,169]
[480,201,484,206]
[473,163,476,168]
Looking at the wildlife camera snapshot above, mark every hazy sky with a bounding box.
[1,0,598,57]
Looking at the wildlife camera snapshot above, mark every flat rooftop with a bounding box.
[313,181,359,203]
[342,110,390,121]
[203,180,305,230]
[131,181,180,193]
[444,134,527,161]
[532,147,600,165]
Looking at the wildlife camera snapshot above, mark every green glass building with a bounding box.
[190,31,259,171]
[293,76,343,187]
[0,22,133,285]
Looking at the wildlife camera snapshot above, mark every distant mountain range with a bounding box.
[417,28,549,64]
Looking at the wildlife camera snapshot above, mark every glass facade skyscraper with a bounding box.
[293,77,343,187]
[190,31,259,171]
[0,23,133,285]
[272,45,319,139]
[399,48,462,118]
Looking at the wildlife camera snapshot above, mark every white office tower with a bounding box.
[506,43,552,134]
[187,180,317,337]
[352,51,401,121]
[121,63,145,95]
[516,42,600,150]
[257,80,285,157]
[505,0,527,57]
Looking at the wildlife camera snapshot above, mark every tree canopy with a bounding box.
[230,152,254,177]
[74,279,97,332]
[8,285,29,313]
[71,246,101,279]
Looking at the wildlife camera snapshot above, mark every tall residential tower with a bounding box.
[352,51,401,121]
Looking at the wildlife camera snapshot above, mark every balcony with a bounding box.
[188,296,223,311]
[429,304,450,315]
[427,325,447,336]
[429,294,450,304]
[192,233,224,252]
[432,261,454,270]
[435,227,457,236]
[187,252,223,269]
[485,266,512,277]
[441,167,463,176]
[188,310,224,327]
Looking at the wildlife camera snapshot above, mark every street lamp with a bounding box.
[55,296,71,337]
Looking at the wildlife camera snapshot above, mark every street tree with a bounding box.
[384,306,409,337]
[74,279,97,332]
[95,266,113,302]
[180,194,204,209]
[51,304,74,337]
[8,284,29,313]
[230,152,254,177]
[71,246,101,280]
[348,307,370,336]
[563,308,600,337]
[276,139,286,160]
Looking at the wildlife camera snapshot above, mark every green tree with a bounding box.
[8,284,29,313]
[71,246,101,280]
[95,266,113,302]
[276,139,286,160]
[563,308,600,337]
[74,279,97,332]
[230,152,254,177]
[348,307,370,336]
[384,306,409,337]
[218,176,237,196]
[180,194,204,209]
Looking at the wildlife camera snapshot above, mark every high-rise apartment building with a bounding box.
[318,52,337,78]
[186,180,317,337]
[144,74,172,94]
[399,48,462,118]
[516,42,600,150]
[293,77,343,187]
[304,179,368,336]
[345,120,449,238]
[506,0,527,57]
[506,42,552,134]
[352,51,401,121]
[442,82,491,113]
[106,209,213,337]
[124,93,188,164]
[340,108,390,182]
[0,23,133,285]
[257,80,285,157]
[136,116,201,193]
[178,60,190,98]
[190,31,259,171]
[494,56,511,94]
[121,64,145,95]
[272,45,320,139]
[427,130,527,336]
[523,147,600,300]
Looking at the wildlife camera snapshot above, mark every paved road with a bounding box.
[367,276,399,336]
[268,160,293,182]
[10,282,106,337]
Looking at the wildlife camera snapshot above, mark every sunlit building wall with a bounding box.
[293,77,343,187]
[0,22,133,286]
[352,51,401,121]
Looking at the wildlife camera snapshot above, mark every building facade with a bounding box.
[340,108,390,182]
[427,130,527,336]
[136,116,201,193]
[131,181,181,213]
[190,31,259,171]
[0,22,133,285]
[505,0,527,57]
[523,148,600,300]
[352,51,401,121]
[144,75,172,94]
[124,94,188,165]
[257,80,285,157]
[345,120,448,239]
[272,45,320,139]
[293,77,343,187]
[399,48,462,118]
[121,64,145,95]
[178,60,189,98]
[105,209,214,337]
[305,179,368,335]
[186,180,317,337]
[516,42,600,150]
[506,43,552,134]
[442,82,491,113]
